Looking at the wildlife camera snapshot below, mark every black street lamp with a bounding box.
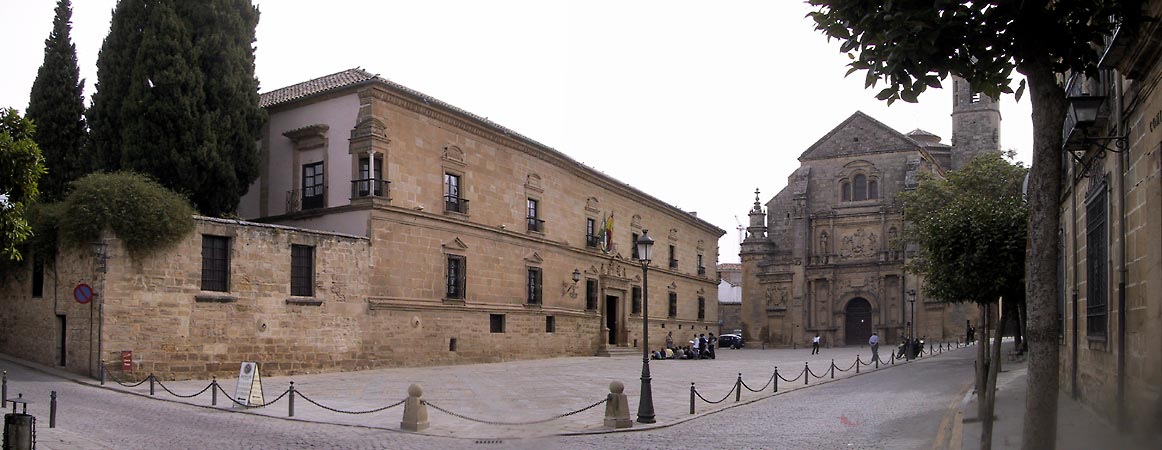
[635,229,655,424]
[907,289,917,339]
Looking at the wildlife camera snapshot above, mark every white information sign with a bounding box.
[233,361,265,407]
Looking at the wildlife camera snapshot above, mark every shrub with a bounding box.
[57,172,195,257]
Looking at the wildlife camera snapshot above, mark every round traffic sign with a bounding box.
[74,284,93,304]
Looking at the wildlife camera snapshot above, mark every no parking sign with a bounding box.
[74,284,93,304]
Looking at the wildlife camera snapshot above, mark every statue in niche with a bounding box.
[818,231,829,256]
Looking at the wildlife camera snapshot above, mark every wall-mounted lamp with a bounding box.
[1065,95,1127,178]
[564,268,582,297]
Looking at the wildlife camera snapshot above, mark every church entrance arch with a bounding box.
[844,297,873,346]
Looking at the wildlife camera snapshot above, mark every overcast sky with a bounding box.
[1,0,1033,263]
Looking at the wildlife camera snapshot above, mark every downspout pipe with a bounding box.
[1115,74,1128,432]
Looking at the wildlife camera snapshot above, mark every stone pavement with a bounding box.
[958,344,1154,450]
[5,341,969,442]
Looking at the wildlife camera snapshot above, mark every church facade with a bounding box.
[739,78,994,348]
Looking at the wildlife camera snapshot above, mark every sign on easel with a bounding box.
[233,361,265,407]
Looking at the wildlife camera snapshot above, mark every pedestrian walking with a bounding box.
[868,332,880,362]
[811,333,821,355]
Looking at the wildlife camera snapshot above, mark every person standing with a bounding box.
[692,334,701,358]
[665,331,674,350]
[868,332,880,362]
[708,333,717,359]
[811,334,821,355]
[698,334,708,359]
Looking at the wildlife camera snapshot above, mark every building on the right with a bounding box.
[1058,0,1162,434]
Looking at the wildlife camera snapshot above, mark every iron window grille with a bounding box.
[290,244,315,297]
[446,255,466,300]
[1085,183,1108,338]
[668,292,677,318]
[586,279,598,310]
[200,235,230,292]
[631,286,642,314]
[527,267,542,304]
[698,297,706,320]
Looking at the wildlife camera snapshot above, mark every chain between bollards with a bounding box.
[50,390,57,428]
[735,374,742,402]
[288,381,296,417]
[689,382,695,415]
[211,377,218,406]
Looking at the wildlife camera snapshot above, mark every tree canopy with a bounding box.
[27,0,88,202]
[88,0,263,217]
[900,153,1028,305]
[0,108,46,262]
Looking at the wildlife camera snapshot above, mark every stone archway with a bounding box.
[844,297,873,345]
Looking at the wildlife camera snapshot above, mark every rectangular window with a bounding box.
[586,218,598,248]
[527,267,542,304]
[668,245,678,269]
[356,156,384,197]
[490,314,505,333]
[698,297,706,320]
[631,232,640,259]
[1085,185,1108,338]
[201,235,230,292]
[631,286,642,314]
[586,279,598,310]
[444,173,466,213]
[697,254,705,275]
[290,244,314,297]
[546,316,556,333]
[668,292,677,318]
[527,198,543,232]
[31,254,44,298]
[446,255,466,299]
[301,161,325,209]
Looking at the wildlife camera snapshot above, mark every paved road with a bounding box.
[6,346,975,449]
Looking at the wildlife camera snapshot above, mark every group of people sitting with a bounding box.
[651,332,717,360]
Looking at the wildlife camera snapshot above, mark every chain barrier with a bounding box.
[154,379,213,399]
[739,373,775,393]
[212,383,290,408]
[776,366,805,383]
[422,398,607,426]
[103,366,150,388]
[805,364,827,379]
[295,391,407,415]
[692,383,737,405]
[833,359,859,373]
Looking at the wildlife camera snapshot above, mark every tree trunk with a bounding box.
[982,304,1008,450]
[1018,59,1067,450]
[976,304,990,421]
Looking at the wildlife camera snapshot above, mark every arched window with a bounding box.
[868,179,878,200]
[841,182,851,201]
[853,174,868,200]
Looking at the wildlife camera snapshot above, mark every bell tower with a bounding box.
[950,75,1002,170]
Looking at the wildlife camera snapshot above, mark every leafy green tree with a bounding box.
[27,0,89,202]
[88,0,263,216]
[806,2,1140,447]
[900,153,1028,446]
[0,108,47,261]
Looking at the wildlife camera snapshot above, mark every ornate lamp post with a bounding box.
[907,289,917,339]
[635,229,655,424]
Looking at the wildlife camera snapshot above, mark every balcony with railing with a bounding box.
[444,195,469,214]
[351,178,389,200]
[286,187,326,213]
[527,217,545,233]
[669,259,679,270]
[585,235,599,248]
[697,266,706,276]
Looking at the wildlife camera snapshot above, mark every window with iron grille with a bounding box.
[546,316,555,333]
[527,267,542,304]
[1085,184,1108,338]
[446,255,466,300]
[586,218,598,248]
[668,292,677,318]
[31,254,44,298]
[290,244,314,297]
[631,286,642,314]
[201,235,230,292]
[586,279,598,310]
[490,314,505,333]
[668,245,678,269]
[697,297,706,320]
[301,162,324,209]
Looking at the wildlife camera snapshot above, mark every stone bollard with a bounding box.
[401,384,429,432]
[603,381,632,428]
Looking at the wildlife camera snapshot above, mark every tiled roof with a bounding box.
[258,68,377,108]
[906,128,938,138]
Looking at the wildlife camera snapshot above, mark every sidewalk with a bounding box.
[3,342,969,440]
[959,348,1152,450]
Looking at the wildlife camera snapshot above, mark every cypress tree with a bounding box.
[88,0,264,216]
[27,0,88,202]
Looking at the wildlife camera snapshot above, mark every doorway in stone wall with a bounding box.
[845,297,873,345]
[606,296,619,345]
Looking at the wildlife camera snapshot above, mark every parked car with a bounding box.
[719,334,744,349]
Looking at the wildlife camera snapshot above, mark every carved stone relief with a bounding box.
[838,228,878,260]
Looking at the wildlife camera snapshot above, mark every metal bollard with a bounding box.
[773,367,779,392]
[211,377,217,406]
[735,374,742,402]
[830,359,835,379]
[689,382,696,414]
[50,390,57,428]
[855,355,860,374]
[2,370,6,405]
[804,362,809,385]
[100,361,106,386]
[149,374,155,396]
[288,381,295,417]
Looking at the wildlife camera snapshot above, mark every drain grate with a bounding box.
[475,439,504,445]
